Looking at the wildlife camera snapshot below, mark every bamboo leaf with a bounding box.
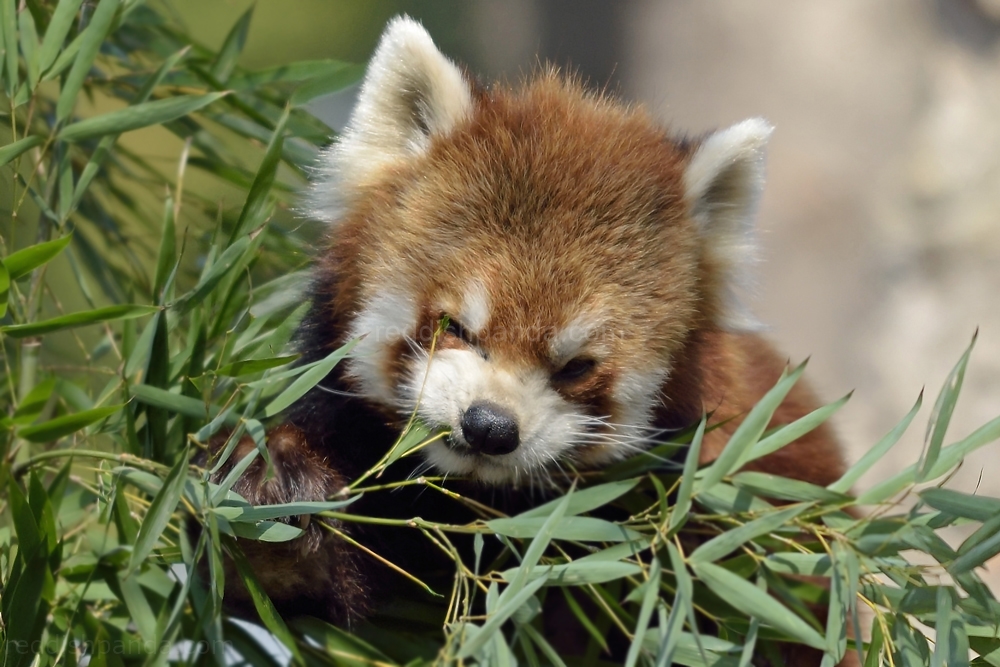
[691,561,826,651]
[690,504,809,564]
[290,63,366,106]
[0,135,44,167]
[37,0,85,76]
[17,404,122,442]
[920,488,1000,523]
[261,338,358,417]
[486,516,641,542]
[58,93,228,142]
[211,6,253,83]
[4,234,72,280]
[1,304,157,338]
[740,392,851,468]
[670,414,706,531]
[829,390,922,493]
[216,354,299,377]
[918,332,975,482]
[128,451,189,574]
[229,105,290,242]
[56,0,121,122]
[130,384,218,420]
[1,0,17,95]
[518,479,640,519]
[0,260,8,318]
[697,361,806,492]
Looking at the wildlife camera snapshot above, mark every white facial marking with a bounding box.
[459,280,491,334]
[345,289,417,404]
[549,313,605,364]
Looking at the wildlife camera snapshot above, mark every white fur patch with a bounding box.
[307,16,473,223]
[549,313,604,363]
[459,280,491,334]
[683,118,773,331]
[344,289,418,404]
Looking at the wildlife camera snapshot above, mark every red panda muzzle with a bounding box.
[459,400,520,455]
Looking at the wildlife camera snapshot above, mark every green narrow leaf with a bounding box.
[171,235,250,316]
[518,479,640,519]
[211,6,253,82]
[37,0,85,76]
[829,390,922,493]
[130,384,219,421]
[1,304,158,338]
[0,135,44,167]
[11,376,55,424]
[691,561,826,651]
[226,541,305,665]
[56,0,121,122]
[949,514,1000,576]
[669,415,706,532]
[740,392,851,468]
[17,404,121,442]
[920,487,1000,523]
[457,576,548,660]
[261,338,359,417]
[689,504,808,564]
[229,105,290,242]
[128,451,189,574]
[625,558,662,667]
[918,332,976,481]
[4,234,72,280]
[19,8,40,89]
[486,516,640,542]
[1,0,17,95]
[290,63,366,106]
[0,260,8,318]
[216,355,299,377]
[58,92,229,142]
[731,472,850,504]
[697,361,806,492]
[152,198,176,301]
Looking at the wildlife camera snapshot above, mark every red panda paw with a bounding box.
[208,423,368,624]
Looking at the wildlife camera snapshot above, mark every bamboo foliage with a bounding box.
[1,3,1000,666]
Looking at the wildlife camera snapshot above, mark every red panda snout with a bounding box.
[459,401,520,456]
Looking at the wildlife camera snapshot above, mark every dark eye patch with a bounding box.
[443,316,475,346]
[552,357,597,383]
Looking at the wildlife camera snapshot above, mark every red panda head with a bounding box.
[306,17,773,486]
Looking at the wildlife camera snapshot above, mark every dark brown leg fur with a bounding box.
[208,424,368,625]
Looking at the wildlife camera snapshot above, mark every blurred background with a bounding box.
[169,0,1000,574]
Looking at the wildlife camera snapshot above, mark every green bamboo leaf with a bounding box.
[625,558,662,667]
[153,199,176,301]
[918,332,976,482]
[500,561,642,587]
[123,312,160,378]
[763,553,832,577]
[58,92,228,142]
[211,6,253,83]
[950,514,1000,576]
[56,0,120,121]
[229,105,290,242]
[518,479,640,519]
[292,617,395,666]
[19,8,40,89]
[690,504,808,564]
[0,260,8,318]
[216,355,299,377]
[12,377,56,424]
[115,573,157,642]
[486,516,641,542]
[670,416,706,532]
[858,412,1000,504]
[739,392,851,468]
[456,575,547,660]
[697,361,806,492]
[228,59,360,88]
[826,543,858,665]
[290,63,366,106]
[130,384,218,420]
[1,304,157,338]
[731,472,851,504]
[227,541,305,665]
[17,404,121,442]
[171,235,251,316]
[4,234,72,280]
[500,489,572,606]
[381,421,433,468]
[229,521,303,543]
[1,0,17,95]
[212,499,357,523]
[261,338,358,417]
[37,0,85,76]
[691,561,826,651]
[0,135,44,167]
[128,450,189,574]
[920,488,1000,523]
[829,390,922,493]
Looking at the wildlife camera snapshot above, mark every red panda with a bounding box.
[214,15,849,660]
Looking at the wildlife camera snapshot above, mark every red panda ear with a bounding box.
[682,118,773,330]
[308,16,473,223]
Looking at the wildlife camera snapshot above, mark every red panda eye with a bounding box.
[443,316,474,345]
[552,357,597,383]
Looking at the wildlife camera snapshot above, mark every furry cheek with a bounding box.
[344,289,418,405]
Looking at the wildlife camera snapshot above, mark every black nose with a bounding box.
[460,401,520,456]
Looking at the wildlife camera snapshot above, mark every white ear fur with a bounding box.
[307,16,473,223]
[683,118,773,330]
